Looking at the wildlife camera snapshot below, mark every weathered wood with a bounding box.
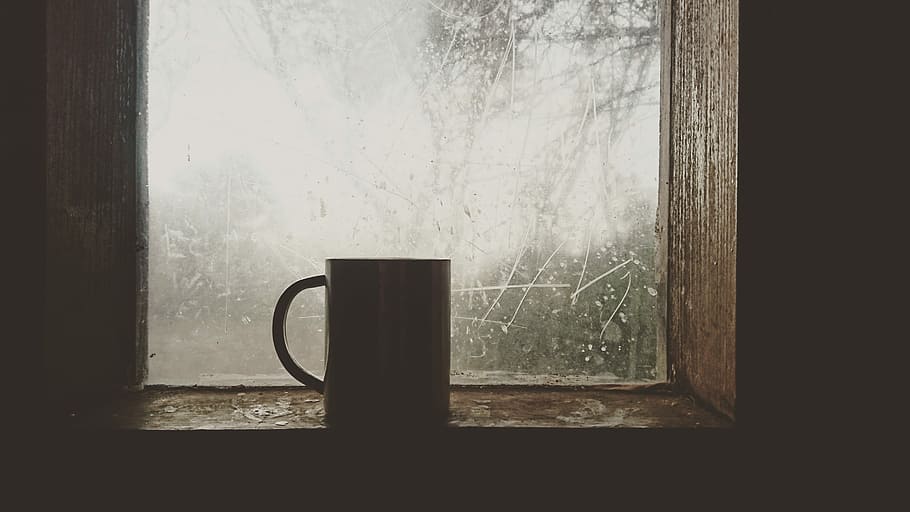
[666,0,738,419]
[65,388,732,429]
[45,0,143,409]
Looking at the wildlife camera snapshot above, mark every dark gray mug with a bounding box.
[272,258,451,427]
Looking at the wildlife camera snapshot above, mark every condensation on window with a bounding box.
[147,0,661,386]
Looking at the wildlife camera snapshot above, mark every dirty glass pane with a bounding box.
[148,0,661,385]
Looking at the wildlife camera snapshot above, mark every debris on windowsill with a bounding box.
[62,387,732,430]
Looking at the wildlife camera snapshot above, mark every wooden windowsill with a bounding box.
[64,386,732,429]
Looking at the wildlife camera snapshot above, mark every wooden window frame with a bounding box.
[44,0,736,422]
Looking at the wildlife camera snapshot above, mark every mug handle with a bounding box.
[272,275,327,393]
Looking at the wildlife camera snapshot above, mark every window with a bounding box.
[44,0,736,424]
[147,0,663,386]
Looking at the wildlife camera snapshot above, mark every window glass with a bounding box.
[148,0,661,385]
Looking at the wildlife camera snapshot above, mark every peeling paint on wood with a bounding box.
[666,0,738,419]
[65,388,732,430]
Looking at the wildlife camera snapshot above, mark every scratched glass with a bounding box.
[147,0,661,385]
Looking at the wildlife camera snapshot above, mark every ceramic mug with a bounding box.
[272,258,450,426]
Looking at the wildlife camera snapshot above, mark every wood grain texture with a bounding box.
[64,387,732,429]
[45,0,143,408]
[666,0,738,419]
